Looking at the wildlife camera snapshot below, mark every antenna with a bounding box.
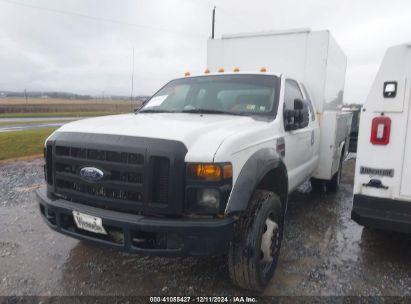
[211,6,216,39]
[130,47,135,110]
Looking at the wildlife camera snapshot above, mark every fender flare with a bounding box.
[225,148,288,214]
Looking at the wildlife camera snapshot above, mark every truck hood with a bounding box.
[56,113,268,162]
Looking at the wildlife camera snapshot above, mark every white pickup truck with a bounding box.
[37,29,351,290]
[352,43,411,234]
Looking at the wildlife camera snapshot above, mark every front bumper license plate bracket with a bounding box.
[72,211,107,235]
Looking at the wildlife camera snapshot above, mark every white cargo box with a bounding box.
[207,29,347,113]
[354,43,411,200]
[351,43,411,234]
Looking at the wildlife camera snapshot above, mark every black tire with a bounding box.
[310,178,325,193]
[326,153,344,192]
[228,190,284,291]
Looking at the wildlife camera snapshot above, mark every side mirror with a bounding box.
[284,98,309,131]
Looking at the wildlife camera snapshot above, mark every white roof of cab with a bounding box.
[175,72,282,80]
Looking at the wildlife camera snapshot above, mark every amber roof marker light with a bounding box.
[218,68,225,73]
[233,67,240,72]
[204,68,210,74]
[184,71,191,76]
[260,67,267,72]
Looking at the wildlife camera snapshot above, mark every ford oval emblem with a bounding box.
[79,167,104,181]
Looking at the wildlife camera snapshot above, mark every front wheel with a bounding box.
[228,190,284,291]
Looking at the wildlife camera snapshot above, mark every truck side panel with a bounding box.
[303,31,328,112]
[400,84,411,198]
[323,34,347,112]
[313,111,351,180]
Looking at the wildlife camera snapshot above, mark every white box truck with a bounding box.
[207,29,352,190]
[352,43,411,233]
[36,29,351,291]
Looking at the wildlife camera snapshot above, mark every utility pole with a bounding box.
[130,47,135,111]
[211,6,216,39]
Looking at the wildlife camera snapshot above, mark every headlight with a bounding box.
[186,163,232,214]
[197,188,220,209]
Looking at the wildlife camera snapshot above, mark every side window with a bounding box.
[301,84,315,121]
[284,79,303,110]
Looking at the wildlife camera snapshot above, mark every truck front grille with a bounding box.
[54,145,146,201]
[55,146,144,165]
[151,157,170,204]
[46,132,187,215]
[55,178,143,202]
[46,144,53,185]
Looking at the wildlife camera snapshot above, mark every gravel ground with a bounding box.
[0,158,411,296]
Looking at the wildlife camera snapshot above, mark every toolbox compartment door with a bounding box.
[400,85,411,198]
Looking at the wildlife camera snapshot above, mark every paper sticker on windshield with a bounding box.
[146,95,168,107]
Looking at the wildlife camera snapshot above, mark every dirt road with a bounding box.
[1,158,410,296]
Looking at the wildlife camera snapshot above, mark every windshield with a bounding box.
[140,74,279,117]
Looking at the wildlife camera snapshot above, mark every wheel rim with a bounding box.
[260,214,280,272]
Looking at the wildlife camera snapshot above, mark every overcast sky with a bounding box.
[0,0,410,102]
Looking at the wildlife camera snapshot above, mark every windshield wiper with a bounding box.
[138,109,175,113]
[182,108,244,116]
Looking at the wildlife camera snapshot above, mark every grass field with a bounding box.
[0,97,142,114]
[0,119,76,127]
[0,97,142,161]
[0,111,126,118]
[0,97,132,105]
[0,127,57,161]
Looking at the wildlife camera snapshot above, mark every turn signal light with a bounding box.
[371,116,391,145]
[223,164,233,179]
[188,164,232,181]
[189,164,221,181]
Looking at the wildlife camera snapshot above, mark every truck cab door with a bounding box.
[283,79,313,191]
[300,84,320,173]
